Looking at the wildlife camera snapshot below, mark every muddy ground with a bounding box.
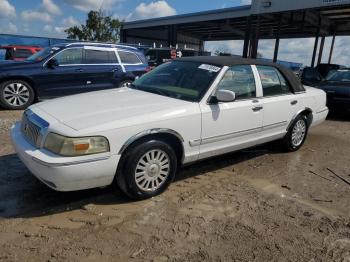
[0,109,349,262]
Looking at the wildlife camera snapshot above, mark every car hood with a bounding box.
[0,60,37,69]
[34,88,193,131]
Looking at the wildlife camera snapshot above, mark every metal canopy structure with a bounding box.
[121,0,350,66]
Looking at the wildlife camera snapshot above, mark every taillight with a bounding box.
[145,66,152,72]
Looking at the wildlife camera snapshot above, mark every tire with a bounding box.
[116,140,177,200]
[282,115,309,152]
[0,80,35,110]
[118,80,133,88]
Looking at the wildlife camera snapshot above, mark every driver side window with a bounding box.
[217,65,256,100]
[54,48,83,65]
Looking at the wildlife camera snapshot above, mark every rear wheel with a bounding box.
[118,80,133,88]
[117,140,177,200]
[283,115,308,152]
[0,80,35,110]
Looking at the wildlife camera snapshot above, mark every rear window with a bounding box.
[118,51,141,64]
[84,49,118,64]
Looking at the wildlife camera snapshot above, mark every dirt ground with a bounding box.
[0,109,349,262]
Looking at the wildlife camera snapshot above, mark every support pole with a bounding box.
[311,36,319,68]
[328,34,336,64]
[243,16,252,58]
[250,15,260,59]
[273,14,282,63]
[317,36,325,65]
[311,14,322,67]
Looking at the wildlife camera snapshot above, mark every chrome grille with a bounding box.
[21,113,42,147]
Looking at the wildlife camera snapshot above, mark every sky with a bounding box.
[0,0,349,66]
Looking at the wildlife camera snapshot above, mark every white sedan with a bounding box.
[11,57,328,199]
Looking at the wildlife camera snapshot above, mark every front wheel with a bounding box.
[283,115,309,152]
[0,80,35,110]
[117,140,178,200]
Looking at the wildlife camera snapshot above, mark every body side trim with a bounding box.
[190,121,287,147]
[32,155,111,167]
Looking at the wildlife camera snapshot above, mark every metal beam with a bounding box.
[273,14,282,62]
[317,36,326,65]
[311,15,322,67]
[328,34,336,64]
[243,16,252,58]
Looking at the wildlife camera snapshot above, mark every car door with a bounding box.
[118,50,147,79]
[199,65,264,160]
[35,47,86,98]
[255,65,304,138]
[82,47,123,91]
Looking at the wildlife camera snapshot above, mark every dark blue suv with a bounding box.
[0,43,149,110]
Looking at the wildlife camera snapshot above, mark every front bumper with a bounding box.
[10,122,120,191]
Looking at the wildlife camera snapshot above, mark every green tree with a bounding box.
[65,10,122,42]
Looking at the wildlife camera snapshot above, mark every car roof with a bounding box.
[57,42,140,52]
[175,56,305,93]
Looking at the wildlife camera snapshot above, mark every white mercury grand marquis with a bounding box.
[11,57,329,199]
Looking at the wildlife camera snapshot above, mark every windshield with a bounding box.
[326,70,350,82]
[26,46,61,62]
[131,61,222,102]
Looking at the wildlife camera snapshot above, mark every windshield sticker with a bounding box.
[198,64,221,72]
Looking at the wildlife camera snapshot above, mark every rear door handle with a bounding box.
[75,68,83,72]
[291,100,298,105]
[252,106,263,112]
[112,68,119,72]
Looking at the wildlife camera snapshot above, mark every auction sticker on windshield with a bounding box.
[198,64,221,72]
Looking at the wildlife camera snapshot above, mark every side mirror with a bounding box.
[215,89,236,103]
[46,58,59,69]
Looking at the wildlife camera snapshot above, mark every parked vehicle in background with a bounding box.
[313,68,350,111]
[301,64,345,86]
[11,57,328,199]
[315,63,345,78]
[0,45,42,61]
[145,47,211,68]
[0,42,149,110]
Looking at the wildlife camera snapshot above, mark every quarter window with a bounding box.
[217,65,256,100]
[257,66,292,96]
[84,49,118,64]
[118,51,141,64]
[55,48,83,65]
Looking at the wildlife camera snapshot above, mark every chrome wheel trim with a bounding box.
[135,149,170,192]
[291,119,306,147]
[121,81,132,88]
[3,83,30,107]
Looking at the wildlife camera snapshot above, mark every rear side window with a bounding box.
[55,48,83,65]
[217,65,256,100]
[14,49,33,59]
[84,49,118,64]
[257,66,292,96]
[118,51,141,64]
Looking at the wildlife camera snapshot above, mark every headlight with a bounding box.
[43,133,110,157]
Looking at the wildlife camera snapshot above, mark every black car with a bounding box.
[0,42,149,110]
[314,69,350,111]
[301,64,345,86]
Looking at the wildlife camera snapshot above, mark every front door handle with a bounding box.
[252,106,263,112]
[75,68,83,72]
[112,68,119,72]
[291,100,298,105]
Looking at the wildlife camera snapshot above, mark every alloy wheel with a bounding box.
[291,119,306,147]
[134,149,170,192]
[3,83,30,107]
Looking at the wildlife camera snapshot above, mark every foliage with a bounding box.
[65,10,122,42]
